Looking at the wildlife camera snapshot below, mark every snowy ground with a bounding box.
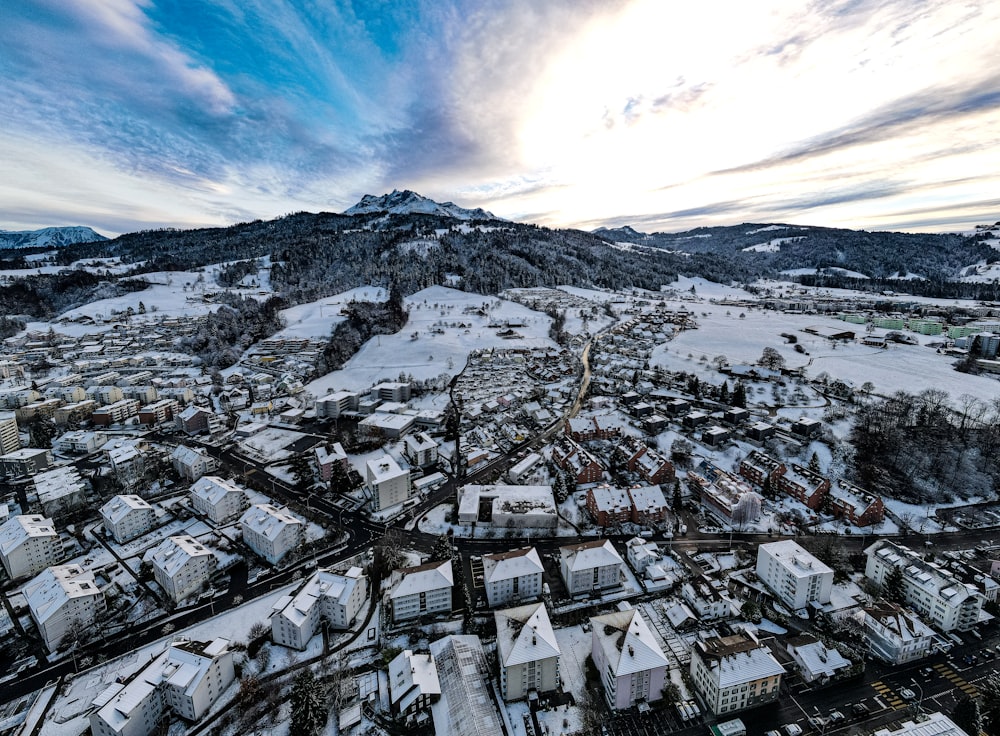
[306,285,557,395]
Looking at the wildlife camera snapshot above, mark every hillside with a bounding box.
[0,226,106,249]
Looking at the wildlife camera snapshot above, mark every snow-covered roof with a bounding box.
[871,713,970,736]
[277,568,365,626]
[428,635,503,736]
[590,609,669,677]
[366,455,406,483]
[0,514,57,555]
[694,632,785,687]
[482,547,543,584]
[100,494,152,523]
[495,602,560,667]
[149,535,214,577]
[759,540,833,578]
[390,559,453,599]
[24,564,102,625]
[240,504,303,541]
[561,539,623,571]
[786,635,851,678]
[389,649,441,714]
[190,476,244,505]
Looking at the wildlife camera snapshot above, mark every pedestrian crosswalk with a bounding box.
[871,681,906,709]
[934,663,978,698]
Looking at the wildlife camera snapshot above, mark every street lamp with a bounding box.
[909,679,924,713]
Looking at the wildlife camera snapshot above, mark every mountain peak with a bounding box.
[343,190,500,221]
[0,226,107,249]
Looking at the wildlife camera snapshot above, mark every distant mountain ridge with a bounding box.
[0,226,106,249]
[343,189,499,220]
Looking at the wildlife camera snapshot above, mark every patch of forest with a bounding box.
[0,270,149,319]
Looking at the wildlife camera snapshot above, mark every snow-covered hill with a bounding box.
[343,189,499,220]
[0,226,106,249]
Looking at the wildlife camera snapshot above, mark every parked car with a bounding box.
[852,703,870,716]
[899,688,916,701]
[783,724,803,736]
[829,711,845,723]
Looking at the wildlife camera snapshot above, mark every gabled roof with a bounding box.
[591,609,668,677]
[561,539,623,571]
[240,504,303,540]
[389,649,441,713]
[483,547,543,583]
[24,564,102,624]
[390,560,453,599]
[495,602,560,667]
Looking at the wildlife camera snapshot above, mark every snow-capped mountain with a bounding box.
[343,189,500,220]
[0,226,107,249]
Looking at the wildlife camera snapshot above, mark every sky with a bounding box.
[2,0,999,237]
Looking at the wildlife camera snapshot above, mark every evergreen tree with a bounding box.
[552,471,568,504]
[720,382,730,404]
[289,668,325,736]
[733,382,747,408]
[326,458,353,495]
[883,565,906,604]
[762,474,773,500]
[289,452,313,492]
[951,696,982,736]
[430,534,453,562]
[672,480,683,511]
[808,452,822,474]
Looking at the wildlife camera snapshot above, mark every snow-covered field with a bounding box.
[306,285,557,395]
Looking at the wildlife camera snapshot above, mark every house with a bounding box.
[791,416,822,437]
[826,479,884,527]
[24,564,106,651]
[189,476,248,525]
[864,540,983,632]
[101,494,156,543]
[314,443,349,482]
[427,636,503,736]
[35,466,88,517]
[175,406,222,435]
[590,609,669,710]
[366,455,414,512]
[149,535,218,604]
[683,411,709,428]
[625,537,661,574]
[270,567,368,649]
[756,540,833,611]
[738,450,785,488]
[681,580,732,621]
[403,432,439,468]
[495,602,561,701]
[170,445,218,482]
[775,464,830,510]
[389,650,441,724]
[785,634,852,683]
[240,504,304,565]
[560,539,624,597]
[745,422,776,442]
[702,426,731,446]
[90,638,235,736]
[723,407,750,425]
[0,448,53,479]
[388,559,454,623]
[53,429,108,456]
[482,547,544,607]
[0,514,62,579]
[689,630,785,715]
[856,602,935,664]
[551,438,605,484]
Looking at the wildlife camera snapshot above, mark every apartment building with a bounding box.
[756,540,834,611]
[24,563,106,651]
[495,602,561,701]
[240,504,304,565]
[189,476,248,525]
[101,494,156,543]
[0,514,62,579]
[482,547,544,608]
[591,609,669,710]
[366,455,413,512]
[388,559,453,623]
[149,535,218,604]
[690,631,785,716]
[271,567,368,649]
[560,539,624,597]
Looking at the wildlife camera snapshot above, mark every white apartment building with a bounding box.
[856,602,936,664]
[25,564,106,651]
[690,630,785,716]
[389,649,441,724]
[149,535,217,604]
[865,540,984,632]
[170,445,217,482]
[315,390,359,418]
[591,609,669,710]
[189,476,248,525]
[0,414,20,455]
[756,540,833,611]
[240,504,304,565]
[90,638,235,736]
[403,432,438,468]
[366,455,413,512]
[0,514,62,579]
[560,539,624,597]
[482,547,545,608]
[101,494,156,543]
[53,430,108,455]
[388,560,453,623]
[495,602,561,701]
[271,567,368,650]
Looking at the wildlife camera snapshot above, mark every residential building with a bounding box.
[869,713,970,736]
[565,415,619,442]
[315,390,359,418]
[389,649,441,724]
[91,398,141,427]
[366,455,413,512]
[101,494,156,543]
[388,559,453,623]
[314,443,348,482]
[189,476,248,525]
[24,564,106,651]
[149,535,217,604]
[756,540,834,611]
[618,437,675,485]
[775,464,830,510]
[240,504,304,565]
[591,609,669,710]
[827,479,884,527]
[690,461,761,526]
[358,412,415,439]
[138,399,179,426]
[791,417,822,437]
[90,638,235,736]
[628,485,669,525]
[551,438,605,484]
[864,540,984,632]
[35,466,88,517]
[0,448,53,479]
[785,634,852,683]
[270,567,368,649]
[0,514,61,579]
[586,486,632,527]
[560,539,624,597]
[0,414,20,455]
[403,432,439,468]
[495,602,561,701]
[856,602,935,664]
[170,445,218,482]
[681,580,733,621]
[53,429,108,455]
[689,630,785,715]
[482,547,544,607]
[53,400,98,426]
[175,406,222,435]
